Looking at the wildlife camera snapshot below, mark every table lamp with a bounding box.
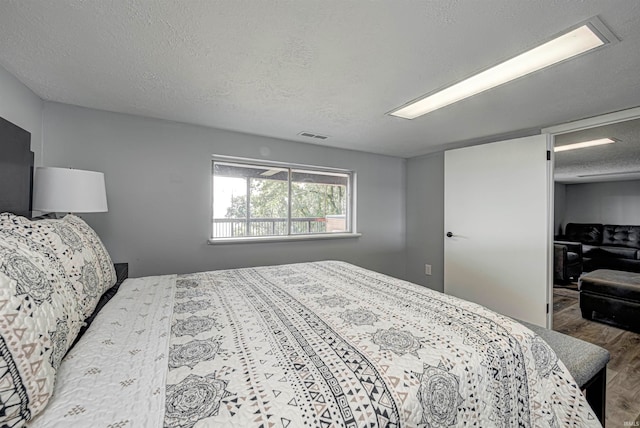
[32,167,108,214]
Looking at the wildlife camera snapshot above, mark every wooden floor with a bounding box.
[553,286,640,426]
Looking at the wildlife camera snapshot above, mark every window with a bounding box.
[211,157,356,242]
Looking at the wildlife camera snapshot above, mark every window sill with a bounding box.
[208,232,362,245]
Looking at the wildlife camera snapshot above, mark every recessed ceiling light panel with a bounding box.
[389,18,616,119]
[577,170,640,178]
[554,137,616,152]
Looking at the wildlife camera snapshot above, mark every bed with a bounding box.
[0,117,607,427]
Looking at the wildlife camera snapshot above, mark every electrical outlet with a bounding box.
[425,264,432,275]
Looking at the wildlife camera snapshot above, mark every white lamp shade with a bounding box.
[33,167,108,213]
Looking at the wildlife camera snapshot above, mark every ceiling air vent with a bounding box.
[298,132,329,140]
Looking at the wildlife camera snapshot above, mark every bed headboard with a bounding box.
[0,117,34,217]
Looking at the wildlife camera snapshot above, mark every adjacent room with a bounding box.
[1,1,640,426]
[552,116,640,424]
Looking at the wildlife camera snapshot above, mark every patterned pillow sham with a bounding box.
[0,231,86,426]
[0,213,116,318]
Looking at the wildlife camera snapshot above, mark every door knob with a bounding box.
[446,232,453,238]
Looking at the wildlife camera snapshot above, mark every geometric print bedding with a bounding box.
[0,213,116,427]
[28,261,600,427]
[28,275,176,428]
[0,214,117,318]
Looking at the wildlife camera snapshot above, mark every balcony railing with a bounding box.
[213,217,344,238]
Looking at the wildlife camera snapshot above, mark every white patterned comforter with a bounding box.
[29,261,600,427]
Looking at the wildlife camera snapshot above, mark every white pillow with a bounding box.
[0,212,116,426]
[0,232,83,425]
[0,213,116,317]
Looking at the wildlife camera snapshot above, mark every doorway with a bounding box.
[544,107,640,425]
[546,109,640,313]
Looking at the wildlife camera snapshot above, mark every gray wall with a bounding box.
[41,102,407,279]
[0,64,43,166]
[405,152,444,291]
[563,179,640,226]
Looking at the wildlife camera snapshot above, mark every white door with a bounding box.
[444,134,552,327]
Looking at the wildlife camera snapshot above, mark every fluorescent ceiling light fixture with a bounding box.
[578,170,640,178]
[390,21,612,119]
[554,137,615,152]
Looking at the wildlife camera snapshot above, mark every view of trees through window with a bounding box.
[213,161,351,238]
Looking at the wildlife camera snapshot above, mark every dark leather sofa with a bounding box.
[554,241,583,283]
[557,223,640,273]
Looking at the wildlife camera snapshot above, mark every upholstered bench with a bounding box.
[520,320,609,424]
[579,269,640,332]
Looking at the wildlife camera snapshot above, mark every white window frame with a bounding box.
[209,155,360,244]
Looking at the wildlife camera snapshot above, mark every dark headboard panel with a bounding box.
[0,117,33,217]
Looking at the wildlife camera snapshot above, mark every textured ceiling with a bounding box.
[555,117,640,183]
[1,1,640,158]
